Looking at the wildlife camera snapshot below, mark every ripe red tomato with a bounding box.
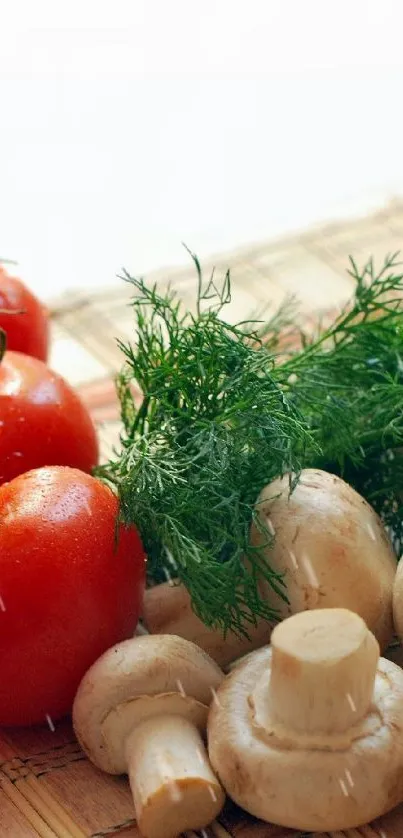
[0,351,99,485]
[0,267,49,361]
[0,466,146,726]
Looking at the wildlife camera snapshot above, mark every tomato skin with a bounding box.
[0,268,49,362]
[0,351,99,485]
[0,466,146,726]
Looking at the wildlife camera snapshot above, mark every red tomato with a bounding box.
[0,351,99,485]
[0,267,49,361]
[0,466,146,726]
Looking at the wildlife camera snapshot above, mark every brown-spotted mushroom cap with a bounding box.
[250,469,397,649]
[208,608,403,832]
[73,634,225,838]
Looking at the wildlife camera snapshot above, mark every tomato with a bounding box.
[0,267,49,362]
[0,351,99,485]
[0,466,146,726]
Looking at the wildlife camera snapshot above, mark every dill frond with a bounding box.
[280,252,403,551]
[100,250,403,634]
[99,254,313,634]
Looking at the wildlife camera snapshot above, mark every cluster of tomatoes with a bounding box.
[0,265,145,727]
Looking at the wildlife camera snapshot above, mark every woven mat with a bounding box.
[50,197,403,463]
[2,199,403,838]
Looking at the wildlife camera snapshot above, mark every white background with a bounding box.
[0,0,403,300]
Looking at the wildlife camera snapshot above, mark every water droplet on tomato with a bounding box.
[45,713,55,732]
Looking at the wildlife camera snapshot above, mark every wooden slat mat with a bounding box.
[48,197,403,462]
[2,199,403,837]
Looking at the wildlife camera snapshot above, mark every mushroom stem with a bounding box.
[142,582,272,667]
[125,715,225,838]
[264,608,380,735]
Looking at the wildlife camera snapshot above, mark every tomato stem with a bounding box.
[0,328,6,362]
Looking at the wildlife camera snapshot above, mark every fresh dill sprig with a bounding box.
[278,252,403,552]
[99,250,403,634]
[98,253,313,635]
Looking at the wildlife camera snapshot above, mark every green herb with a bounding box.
[99,251,403,634]
[98,253,313,635]
[276,253,403,553]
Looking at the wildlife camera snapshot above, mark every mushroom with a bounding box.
[393,560,403,644]
[142,581,271,668]
[143,469,397,665]
[208,608,403,832]
[250,468,397,650]
[72,634,225,838]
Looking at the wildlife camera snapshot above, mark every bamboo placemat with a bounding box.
[2,198,403,837]
[49,197,403,462]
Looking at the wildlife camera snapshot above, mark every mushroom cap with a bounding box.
[250,469,397,649]
[73,634,223,774]
[208,645,403,831]
[392,559,403,641]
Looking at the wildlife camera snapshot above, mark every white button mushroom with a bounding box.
[250,469,397,649]
[72,634,226,838]
[142,581,271,668]
[393,559,403,643]
[142,469,397,667]
[207,608,403,832]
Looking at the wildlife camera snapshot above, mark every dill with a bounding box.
[278,252,403,554]
[98,253,312,635]
[100,251,403,634]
